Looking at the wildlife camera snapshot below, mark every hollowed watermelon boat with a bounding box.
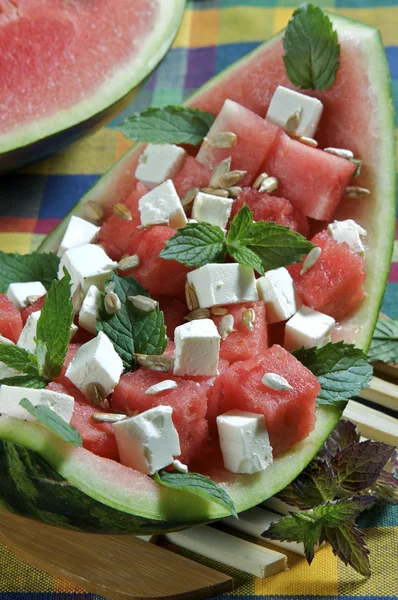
[0,11,395,535]
[0,0,185,171]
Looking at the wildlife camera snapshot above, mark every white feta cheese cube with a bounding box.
[256,267,298,323]
[187,263,258,308]
[57,216,100,257]
[174,319,220,377]
[266,86,323,138]
[58,244,117,295]
[6,282,46,310]
[17,310,41,353]
[138,180,187,229]
[327,219,367,255]
[113,405,181,475]
[135,143,187,189]
[217,410,273,474]
[284,306,335,351]
[191,192,234,230]
[0,335,20,379]
[78,285,102,335]
[65,331,123,398]
[0,385,74,424]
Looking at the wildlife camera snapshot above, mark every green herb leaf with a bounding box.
[368,317,398,363]
[292,458,337,507]
[35,270,74,380]
[283,3,340,90]
[154,470,237,518]
[0,375,47,389]
[117,106,215,145]
[292,342,373,406]
[350,158,362,179]
[324,524,370,578]
[318,418,360,462]
[19,398,82,446]
[333,440,395,493]
[160,222,226,267]
[0,251,59,293]
[227,203,253,241]
[227,244,265,275]
[0,344,39,376]
[97,273,167,371]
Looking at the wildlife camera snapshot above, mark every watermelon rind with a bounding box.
[1,15,395,532]
[0,1,186,171]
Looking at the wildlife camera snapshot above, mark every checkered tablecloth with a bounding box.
[0,1,397,598]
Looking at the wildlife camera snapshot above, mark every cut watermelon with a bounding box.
[156,296,187,339]
[53,343,81,389]
[0,0,185,170]
[1,14,394,533]
[172,157,212,199]
[21,295,46,325]
[0,295,23,343]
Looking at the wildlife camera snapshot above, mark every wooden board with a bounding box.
[0,510,233,600]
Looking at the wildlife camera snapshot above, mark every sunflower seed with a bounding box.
[172,459,189,474]
[284,109,302,134]
[242,308,255,331]
[118,254,140,270]
[126,407,140,417]
[105,291,121,314]
[209,157,232,188]
[104,281,116,294]
[345,186,371,198]
[226,186,242,199]
[253,172,269,190]
[137,219,170,229]
[85,382,107,407]
[301,246,322,275]
[128,295,158,312]
[261,372,293,391]
[219,314,234,340]
[91,413,127,424]
[145,380,178,395]
[218,170,247,189]
[184,308,210,321]
[185,282,199,311]
[200,187,230,198]
[181,187,199,207]
[113,203,132,220]
[295,135,318,148]
[26,295,41,305]
[210,306,228,316]
[84,201,104,223]
[136,354,175,372]
[205,132,237,148]
[324,147,354,160]
[71,284,84,313]
[259,176,278,194]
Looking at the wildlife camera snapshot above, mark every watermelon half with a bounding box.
[0,0,185,171]
[0,14,395,534]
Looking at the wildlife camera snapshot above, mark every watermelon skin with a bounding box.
[263,132,356,221]
[289,231,366,321]
[0,295,23,343]
[231,188,309,236]
[221,345,320,455]
[172,157,211,199]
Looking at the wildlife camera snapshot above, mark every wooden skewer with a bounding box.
[359,376,398,412]
[343,399,398,445]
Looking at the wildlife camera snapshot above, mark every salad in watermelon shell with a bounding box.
[0,5,395,555]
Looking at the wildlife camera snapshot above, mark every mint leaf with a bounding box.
[160,222,226,268]
[0,251,59,293]
[35,270,74,380]
[370,470,398,504]
[227,203,253,241]
[283,3,340,90]
[117,106,215,145]
[98,273,167,370]
[19,398,82,446]
[324,524,370,578]
[368,317,398,363]
[292,458,337,507]
[350,158,362,179]
[0,375,47,389]
[318,419,360,462]
[0,344,39,376]
[228,244,264,275]
[333,440,395,493]
[154,470,237,518]
[292,342,373,406]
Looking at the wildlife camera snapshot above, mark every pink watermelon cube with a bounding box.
[190,359,230,435]
[53,343,81,389]
[173,156,211,198]
[111,369,209,465]
[220,345,320,455]
[21,294,46,325]
[0,294,23,343]
[230,187,309,236]
[211,301,268,364]
[288,231,366,321]
[196,99,281,186]
[262,131,356,220]
[156,296,187,340]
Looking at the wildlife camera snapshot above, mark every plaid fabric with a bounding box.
[0,0,397,598]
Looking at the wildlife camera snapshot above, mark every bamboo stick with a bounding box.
[343,399,398,445]
[359,376,398,412]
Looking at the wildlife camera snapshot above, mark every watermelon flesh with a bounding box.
[0,295,23,343]
[21,295,46,325]
[173,157,211,199]
[156,296,187,340]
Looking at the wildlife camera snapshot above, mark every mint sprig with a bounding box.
[0,344,39,376]
[19,398,82,447]
[160,222,226,267]
[117,106,215,145]
[97,273,167,371]
[368,317,398,363]
[0,251,59,293]
[292,342,373,406]
[283,3,340,90]
[0,375,47,389]
[333,440,395,493]
[154,470,237,518]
